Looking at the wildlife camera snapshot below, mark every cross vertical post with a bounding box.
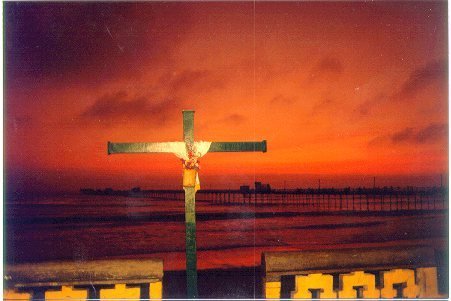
[182,110,198,298]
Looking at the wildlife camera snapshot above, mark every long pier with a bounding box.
[130,187,448,212]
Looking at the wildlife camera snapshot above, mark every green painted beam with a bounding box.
[184,186,198,298]
[107,142,179,154]
[183,110,195,144]
[208,140,267,153]
[108,140,268,154]
[182,110,198,298]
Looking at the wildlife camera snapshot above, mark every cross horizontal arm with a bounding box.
[108,141,183,155]
[208,140,267,153]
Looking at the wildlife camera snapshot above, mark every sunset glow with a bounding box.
[5,1,448,194]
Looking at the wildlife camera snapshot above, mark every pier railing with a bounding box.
[4,259,163,300]
[142,188,448,212]
[262,246,444,299]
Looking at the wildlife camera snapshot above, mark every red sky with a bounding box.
[5,1,448,193]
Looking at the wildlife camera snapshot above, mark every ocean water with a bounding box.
[6,194,447,272]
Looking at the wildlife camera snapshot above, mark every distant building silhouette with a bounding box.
[255,181,271,192]
[240,185,250,193]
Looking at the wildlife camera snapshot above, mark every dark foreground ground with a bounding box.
[6,195,449,298]
[164,268,262,298]
[164,249,448,299]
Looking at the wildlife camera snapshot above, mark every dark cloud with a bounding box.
[270,95,296,106]
[416,123,448,144]
[309,57,344,82]
[158,70,226,94]
[220,114,246,125]
[79,91,181,127]
[397,59,447,99]
[357,59,446,115]
[390,127,415,144]
[316,57,344,74]
[369,123,448,146]
[76,67,225,127]
[5,2,193,84]
[357,93,387,116]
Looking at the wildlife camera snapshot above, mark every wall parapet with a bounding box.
[4,258,163,300]
[262,246,444,299]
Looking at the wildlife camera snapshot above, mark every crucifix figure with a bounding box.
[107,110,267,298]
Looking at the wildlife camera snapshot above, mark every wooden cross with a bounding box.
[107,110,267,298]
